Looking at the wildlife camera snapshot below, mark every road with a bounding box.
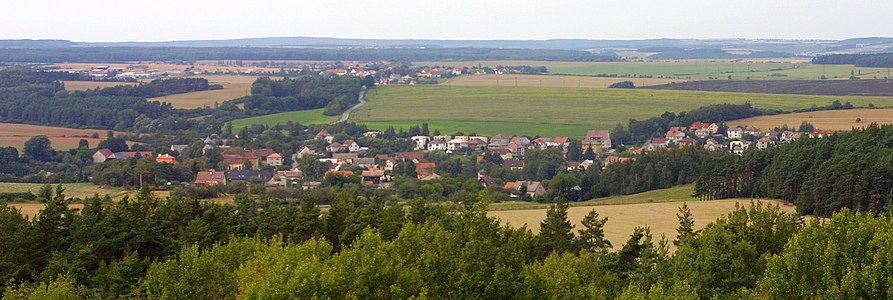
[336,86,367,123]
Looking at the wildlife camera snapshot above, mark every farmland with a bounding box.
[415,60,890,80]
[62,80,138,91]
[443,74,682,88]
[0,182,129,200]
[352,85,893,137]
[228,108,338,130]
[0,123,125,150]
[646,79,893,96]
[489,196,794,250]
[728,108,893,131]
[148,75,258,109]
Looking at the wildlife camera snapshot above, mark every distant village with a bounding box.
[89,120,835,198]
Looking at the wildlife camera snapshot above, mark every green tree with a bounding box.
[674,203,695,246]
[577,209,611,253]
[23,135,54,161]
[537,199,577,256]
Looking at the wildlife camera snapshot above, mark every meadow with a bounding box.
[148,75,259,109]
[728,108,893,131]
[489,194,793,250]
[442,74,682,88]
[62,81,138,91]
[0,182,129,200]
[415,60,890,81]
[227,108,338,130]
[0,123,124,150]
[352,85,893,137]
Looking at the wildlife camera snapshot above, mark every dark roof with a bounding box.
[228,170,272,182]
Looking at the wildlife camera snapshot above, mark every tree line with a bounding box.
[813,53,893,68]
[4,184,893,299]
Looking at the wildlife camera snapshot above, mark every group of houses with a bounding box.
[638,121,835,155]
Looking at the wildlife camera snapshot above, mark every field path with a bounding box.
[337,86,367,123]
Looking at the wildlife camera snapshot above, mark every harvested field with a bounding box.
[149,75,259,109]
[489,198,794,250]
[645,79,893,96]
[728,108,893,131]
[443,74,682,88]
[62,81,138,91]
[7,203,85,220]
[0,123,126,150]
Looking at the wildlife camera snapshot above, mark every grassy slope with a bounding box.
[0,182,129,199]
[228,108,338,130]
[353,85,893,137]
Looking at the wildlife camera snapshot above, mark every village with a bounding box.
[88,120,835,199]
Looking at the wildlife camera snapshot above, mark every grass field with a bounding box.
[353,85,893,137]
[62,81,138,91]
[415,60,890,81]
[490,185,699,211]
[728,108,893,131]
[0,182,129,199]
[489,196,794,250]
[443,74,683,88]
[228,108,338,130]
[148,75,260,109]
[0,123,127,150]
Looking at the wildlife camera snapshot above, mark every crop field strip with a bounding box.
[442,74,683,88]
[728,108,893,131]
[0,123,127,150]
[351,85,893,137]
[227,108,338,130]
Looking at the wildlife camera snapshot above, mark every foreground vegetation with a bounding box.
[354,85,893,136]
[4,185,893,299]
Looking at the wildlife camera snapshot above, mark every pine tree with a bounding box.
[538,199,577,256]
[675,203,695,246]
[577,209,611,253]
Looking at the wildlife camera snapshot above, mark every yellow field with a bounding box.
[7,203,85,220]
[489,199,794,250]
[148,75,260,109]
[0,123,127,150]
[443,74,683,88]
[729,108,893,131]
[62,81,138,91]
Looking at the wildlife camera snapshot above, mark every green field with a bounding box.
[352,85,893,137]
[0,182,129,200]
[490,184,698,211]
[416,60,891,81]
[228,109,339,130]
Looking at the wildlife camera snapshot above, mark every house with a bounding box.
[155,154,177,164]
[694,128,712,139]
[411,136,430,150]
[503,159,525,170]
[93,149,113,163]
[727,127,744,139]
[268,169,303,187]
[729,140,751,155]
[604,156,634,167]
[415,162,437,179]
[490,134,512,145]
[676,138,698,148]
[315,129,333,142]
[109,151,154,160]
[744,126,763,137]
[427,139,448,151]
[531,137,551,149]
[704,139,724,151]
[689,122,710,131]
[809,129,835,138]
[466,138,488,151]
[341,140,361,152]
[447,138,468,152]
[396,152,426,163]
[492,149,513,161]
[507,143,526,157]
[353,157,376,169]
[325,170,356,177]
[708,123,721,134]
[780,131,801,143]
[332,153,359,164]
[296,145,320,159]
[567,161,581,171]
[383,157,397,171]
[194,169,226,186]
[170,145,188,153]
[228,170,273,184]
[363,131,383,138]
[583,130,611,152]
[666,130,686,141]
[266,153,283,167]
[669,126,688,133]
[505,181,546,197]
[551,137,571,150]
[361,170,388,184]
[326,142,346,152]
[755,136,775,150]
[478,175,500,188]
[643,138,670,151]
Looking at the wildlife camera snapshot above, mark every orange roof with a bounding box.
[325,170,355,176]
[267,153,282,158]
[155,153,177,164]
[504,182,517,189]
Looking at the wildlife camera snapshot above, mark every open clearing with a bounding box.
[489,197,794,250]
[228,108,338,130]
[148,75,259,109]
[62,81,138,91]
[728,108,893,131]
[414,60,889,81]
[0,123,126,150]
[0,182,129,199]
[353,85,893,137]
[443,74,682,88]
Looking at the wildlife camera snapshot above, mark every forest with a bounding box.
[813,53,893,68]
[695,124,893,216]
[3,185,893,299]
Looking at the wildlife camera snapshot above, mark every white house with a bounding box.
[411,136,430,150]
[727,127,744,139]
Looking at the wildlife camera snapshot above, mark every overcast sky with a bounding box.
[3,0,892,42]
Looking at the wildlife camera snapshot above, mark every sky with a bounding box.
[3,0,892,42]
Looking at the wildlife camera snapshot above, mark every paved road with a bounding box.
[336,86,368,123]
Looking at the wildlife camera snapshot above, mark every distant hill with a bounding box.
[0,39,73,49]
